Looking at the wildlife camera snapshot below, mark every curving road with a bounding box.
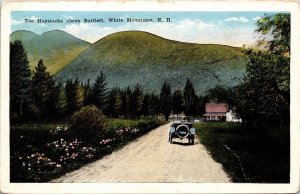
[52,122,230,183]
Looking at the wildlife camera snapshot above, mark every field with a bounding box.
[194,122,290,183]
[10,119,165,182]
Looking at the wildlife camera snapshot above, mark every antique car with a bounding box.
[169,116,195,145]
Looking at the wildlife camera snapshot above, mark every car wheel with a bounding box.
[169,133,173,144]
[191,138,194,145]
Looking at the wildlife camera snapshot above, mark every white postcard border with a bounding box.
[1,1,299,193]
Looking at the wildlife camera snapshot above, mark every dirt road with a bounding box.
[52,122,230,183]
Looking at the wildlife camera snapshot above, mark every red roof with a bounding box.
[205,103,228,113]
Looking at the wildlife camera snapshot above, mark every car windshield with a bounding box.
[173,116,190,123]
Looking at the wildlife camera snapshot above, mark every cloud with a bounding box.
[224,17,249,23]
[63,23,116,43]
[63,15,75,20]
[62,19,215,43]
[51,17,258,47]
[252,16,262,21]
[11,19,23,26]
[11,16,41,26]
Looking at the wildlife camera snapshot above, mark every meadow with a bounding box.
[194,122,290,183]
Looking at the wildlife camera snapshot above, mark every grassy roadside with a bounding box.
[194,122,290,183]
[10,119,166,182]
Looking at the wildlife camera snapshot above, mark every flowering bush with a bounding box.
[47,138,97,163]
[70,105,107,141]
[15,152,61,182]
[11,119,164,182]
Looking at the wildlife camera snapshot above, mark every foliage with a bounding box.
[10,40,31,120]
[65,79,78,114]
[148,93,161,118]
[232,13,290,126]
[206,85,230,103]
[256,13,290,55]
[171,89,183,116]
[141,93,150,118]
[194,122,289,183]
[69,105,107,141]
[236,50,289,126]
[31,59,58,118]
[106,87,122,117]
[160,81,171,121]
[129,84,144,119]
[91,71,108,110]
[183,79,196,116]
[56,83,67,116]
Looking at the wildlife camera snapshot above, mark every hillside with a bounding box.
[56,31,248,94]
[10,30,91,74]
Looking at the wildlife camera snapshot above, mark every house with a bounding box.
[203,103,228,122]
[226,110,242,122]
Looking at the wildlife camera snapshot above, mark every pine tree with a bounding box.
[106,87,122,118]
[31,59,56,118]
[183,78,196,116]
[65,79,77,115]
[130,84,143,119]
[160,81,171,121]
[56,82,67,116]
[149,93,160,119]
[141,93,150,118]
[91,71,107,110]
[172,89,183,116]
[120,87,132,118]
[10,40,31,119]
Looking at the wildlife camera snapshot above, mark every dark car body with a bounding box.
[169,116,195,145]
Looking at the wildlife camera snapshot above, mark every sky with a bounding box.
[11,11,280,47]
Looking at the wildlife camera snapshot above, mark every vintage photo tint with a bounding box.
[9,11,290,183]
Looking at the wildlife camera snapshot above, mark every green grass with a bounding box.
[194,122,290,183]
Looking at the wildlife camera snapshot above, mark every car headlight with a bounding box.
[190,128,196,134]
[170,127,175,133]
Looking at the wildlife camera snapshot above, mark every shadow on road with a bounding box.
[170,141,199,146]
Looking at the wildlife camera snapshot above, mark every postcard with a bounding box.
[1,0,300,193]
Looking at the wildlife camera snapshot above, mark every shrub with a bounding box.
[69,105,107,141]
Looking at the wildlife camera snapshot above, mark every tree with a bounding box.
[256,13,290,55]
[198,95,209,116]
[65,79,77,115]
[149,93,160,119]
[160,81,171,121]
[31,59,57,118]
[141,93,150,118]
[129,84,143,119]
[75,81,85,110]
[234,13,290,126]
[91,71,107,110]
[56,82,67,117]
[119,87,131,118]
[106,87,122,118]
[206,85,230,103]
[236,50,289,126]
[10,40,31,120]
[183,79,196,116]
[171,89,183,116]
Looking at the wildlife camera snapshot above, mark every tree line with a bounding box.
[10,42,209,123]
